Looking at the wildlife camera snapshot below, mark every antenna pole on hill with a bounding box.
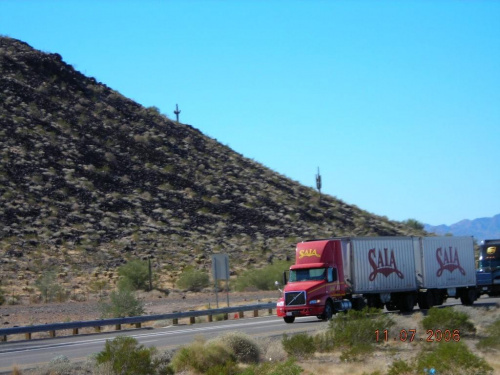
[316,167,322,203]
[174,104,181,122]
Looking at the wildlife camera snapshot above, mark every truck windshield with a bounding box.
[289,268,326,282]
[478,258,500,271]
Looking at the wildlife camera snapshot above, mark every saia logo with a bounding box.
[298,249,321,259]
[436,247,466,277]
[368,248,404,281]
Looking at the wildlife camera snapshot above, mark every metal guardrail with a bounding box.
[0,302,276,341]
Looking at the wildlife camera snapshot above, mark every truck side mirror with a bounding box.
[328,268,337,283]
[283,271,288,285]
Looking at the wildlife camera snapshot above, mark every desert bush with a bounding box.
[417,341,493,374]
[212,331,260,364]
[234,260,292,291]
[386,359,413,375]
[477,318,500,351]
[35,270,65,303]
[176,268,210,292]
[170,337,236,374]
[402,218,424,231]
[99,287,144,318]
[422,307,476,335]
[0,287,5,305]
[117,260,150,291]
[328,307,394,361]
[313,327,335,352]
[281,333,315,359]
[96,336,157,375]
[239,358,302,375]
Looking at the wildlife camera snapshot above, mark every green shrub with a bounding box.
[402,218,424,231]
[477,319,500,351]
[313,328,335,352]
[328,307,394,361]
[387,359,413,375]
[171,337,236,374]
[176,268,210,292]
[239,358,302,375]
[96,336,157,375]
[118,260,150,291]
[422,307,476,335]
[35,270,65,303]
[234,260,292,291]
[99,287,144,318]
[212,331,261,364]
[281,333,315,359]
[417,341,493,374]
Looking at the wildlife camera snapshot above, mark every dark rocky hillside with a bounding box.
[0,36,424,297]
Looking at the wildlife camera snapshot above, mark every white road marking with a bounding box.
[0,316,313,356]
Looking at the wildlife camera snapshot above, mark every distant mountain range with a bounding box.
[424,214,500,241]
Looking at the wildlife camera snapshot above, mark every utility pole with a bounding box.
[316,167,322,203]
[174,104,181,122]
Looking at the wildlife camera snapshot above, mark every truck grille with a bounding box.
[285,291,306,306]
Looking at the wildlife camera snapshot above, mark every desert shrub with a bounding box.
[328,307,394,361]
[387,359,413,375]
[313,328,335,352]
[477,318,500,351]
[281,333,315,359]
[176,268,210,292]
[35,270,65,303]
[422,307,476,335]
[151,349,175,375]
[118,260,150,291]
[239,358,302,375]
[417,341,493,374]
[402,218,424,231]
[96,336,157,375]
[212,331,260,364]
[170,337,236,374]
[0,287,5,305]
[99,287,144,318]
[234,260,292,291]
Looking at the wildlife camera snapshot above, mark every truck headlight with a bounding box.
[277,301,284,307]
[309,299,321,305]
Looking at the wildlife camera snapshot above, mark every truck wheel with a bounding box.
[322,301,334,321]
[352,297,366,311]
[417,291,434,310]
[460,289,476,306]
[284,316,295,324]
[385,301,398,311]
[433,291,445,306]
[398,294,415,313]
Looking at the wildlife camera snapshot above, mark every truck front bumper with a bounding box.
[277,305,324,318]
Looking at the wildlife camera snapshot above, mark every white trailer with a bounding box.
[341,236,476,311]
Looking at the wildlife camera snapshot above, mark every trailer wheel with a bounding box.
[284,316,295,323]
[417,291,434,310]
[398,294,415,313]
[322,301,334,321]
[460,288,476,306]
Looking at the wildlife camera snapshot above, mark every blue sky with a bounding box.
[1,0,499,226]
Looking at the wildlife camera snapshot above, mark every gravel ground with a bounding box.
[0,290,279,328]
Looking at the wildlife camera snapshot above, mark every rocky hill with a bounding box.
[0,36,424,298]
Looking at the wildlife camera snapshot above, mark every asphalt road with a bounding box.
[1,295,498,373]
[0,315,325,373]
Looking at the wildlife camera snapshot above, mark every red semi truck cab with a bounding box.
[276,240,354,323]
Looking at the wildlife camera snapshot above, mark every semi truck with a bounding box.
[276,236,477,323]
[476,239,500,296]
